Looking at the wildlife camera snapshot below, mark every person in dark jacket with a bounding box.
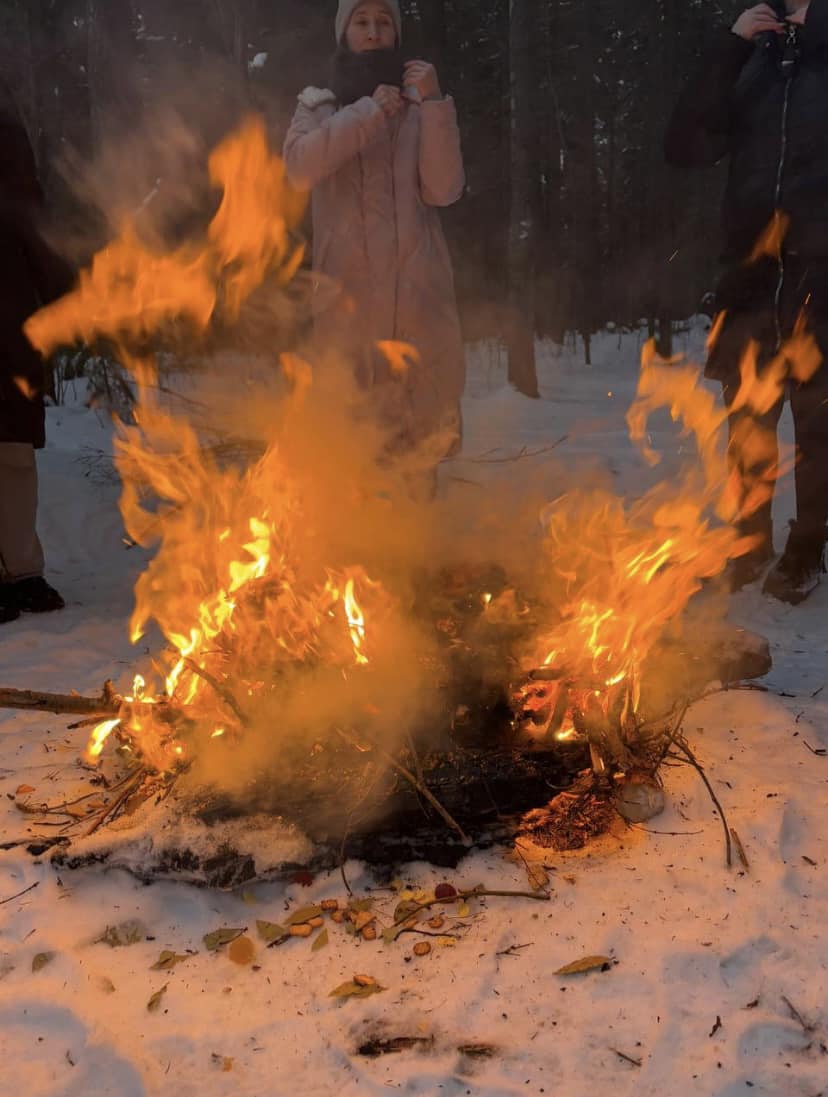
[0,83,73,623]
[665,0,828,604]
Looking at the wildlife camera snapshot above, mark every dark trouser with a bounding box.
[0,442,45,581]
[716,319,828,552]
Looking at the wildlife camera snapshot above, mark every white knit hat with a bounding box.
[335,0,402,45]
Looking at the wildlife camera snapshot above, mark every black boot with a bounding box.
[762,522,827,605]
[0,598,21,623]
[726,545,775,592]
[0,576,65,614]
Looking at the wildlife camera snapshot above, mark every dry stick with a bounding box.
[83,769,147,837]
[730,827,750,871]
[781,995,815,1033]
[339,761,386,897]
[610,1048,642,1068]
[335,727,471,846]
[0,685,120,718]
[669,736,733,868]
[184,660,248,726]
[42,766,149,817]
[0,881,40,905]
[392,887,550,928]
[450,437,569,465]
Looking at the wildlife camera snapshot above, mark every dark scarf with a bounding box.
[328,46,404,106]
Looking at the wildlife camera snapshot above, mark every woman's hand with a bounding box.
[372,84,402,118]
[732,4,785,39]
[403,60,442,101]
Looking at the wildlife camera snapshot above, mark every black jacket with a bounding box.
[0,86,74,448]
[666,1,828,319]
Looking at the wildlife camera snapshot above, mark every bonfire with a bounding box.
[6,115,816,880]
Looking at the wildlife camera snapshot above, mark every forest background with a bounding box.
[0,0,742,392]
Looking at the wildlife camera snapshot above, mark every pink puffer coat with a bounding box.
[283,89,465,447]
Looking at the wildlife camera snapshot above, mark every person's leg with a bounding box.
[0,442,63,615]
[0,442,45,580]
[762,353,828,602]
[790,360,828,534]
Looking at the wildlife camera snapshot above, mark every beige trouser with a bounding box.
[0,442,45,581]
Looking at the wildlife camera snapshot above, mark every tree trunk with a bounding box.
[507,0,540,398]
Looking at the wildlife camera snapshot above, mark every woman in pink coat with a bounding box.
[283,0,466,458]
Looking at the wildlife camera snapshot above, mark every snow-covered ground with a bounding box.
[2,330,827,1097]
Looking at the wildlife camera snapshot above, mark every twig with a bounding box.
[730,827,750,871]
[404,927,463,940]
[0,880,40,905]
[634,826,704,836]
[496,943,533,957]
[335,727,471,845]
[782,995,815,1033]
[392,887,550,928]
[83,769,147,837]
[610,1048,642,1068]
[184,660,248,726]
[450,437,569,465]
[804,741,827,757]
[668,735,733,868]
[339,761,386,897]
[406,731,426,789]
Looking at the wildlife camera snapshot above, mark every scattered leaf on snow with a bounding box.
[348,898,375,913]
[15,785,35,795]
[97,976,116,994]
[555,955,613,976]
[413,942,431,957]
[286,905,323,927]
[382,923,406,945]
[312,928,329,952]
[256,920,288,946]
[436,936,456,948]
[32,952,55,973]
[393,900,421,923]
[211,1054,235,1072]
[147,984,168,1012]
[289,924,313,938]
[98,920,146,948]
[15,800,47,815]
[228,935,256,965]
[330,976,386,1000]
[203,928,245,952]
[353,910,375,932]
[435,883,457,901]
[151,951,193,971]
[456,902,471,918]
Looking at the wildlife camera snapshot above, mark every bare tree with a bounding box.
[507,0,540,397]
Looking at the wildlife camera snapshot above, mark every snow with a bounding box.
[2,328,827,1097]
